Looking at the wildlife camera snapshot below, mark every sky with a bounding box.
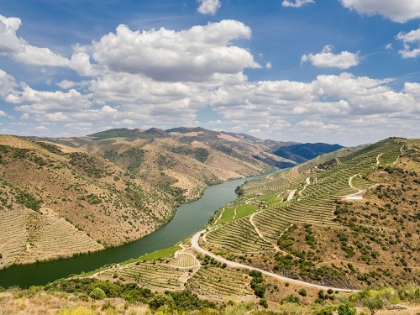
[1,0,420,146]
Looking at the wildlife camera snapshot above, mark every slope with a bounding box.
[0,136,175,269]
[200,137,419,289]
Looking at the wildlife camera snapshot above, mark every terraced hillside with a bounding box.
[200,138,419,289]
[5,137,419,310]
[0,136,176,269]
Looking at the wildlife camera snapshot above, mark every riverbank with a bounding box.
[0,174,266,288]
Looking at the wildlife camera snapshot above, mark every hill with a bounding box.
[0,136,176,269]
[198,137,420,290]
[0,128,343,270]
[2,136,420,313]
[37,137,418,309]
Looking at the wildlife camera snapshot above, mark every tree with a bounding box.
[362,296,389,315]
[235,186,244,197]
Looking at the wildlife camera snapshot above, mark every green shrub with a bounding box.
[259,298,268,308]
[337,304,356,315]
[281,294,300,304]
[89,287,106,300]
[298,289,307,297]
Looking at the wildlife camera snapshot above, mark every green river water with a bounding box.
[0,175,263,288]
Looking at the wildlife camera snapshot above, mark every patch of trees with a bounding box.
[235,185,244,197]
[69,152,106,178]
[171,146,209,163]
[249,270,266,298]
[45,278,215,312]
[16,189,42,211]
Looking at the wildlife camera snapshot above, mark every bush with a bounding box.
[337,304,356,315]
[259,298,268,308]
[149,294,175,310]
[89,287,106,300]
[298,289,307,297]
[281,294,300,304]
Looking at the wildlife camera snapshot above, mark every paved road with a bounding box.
[191,230,360,293]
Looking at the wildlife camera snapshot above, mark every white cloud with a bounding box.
[13,45,70,67]
[301,45,359,69]
[385,43,392,50]
[339,0,420,23]
[282,0,314,8]
[69,52,105,76]
[0,15,23,54]
[35,125,47,130]
[396,27,420,58]
[265,62,272,70]
[0,69,18,99]
[0,14,71,67]
[90,20,259,82]
[12,87,92,114]
[197,0,221,15]
[0,110,6,117]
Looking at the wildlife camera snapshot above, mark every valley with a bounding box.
[0,127,341,271]
[1,132,420,315]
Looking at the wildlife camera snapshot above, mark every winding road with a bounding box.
[191,230,359,292]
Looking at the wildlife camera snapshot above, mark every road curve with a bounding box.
[191,230,359,293]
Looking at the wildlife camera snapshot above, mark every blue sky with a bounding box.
[1,0,420,146]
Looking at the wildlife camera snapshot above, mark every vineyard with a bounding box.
[76,137,420,303]
[101,262,185,291]
[186,266,253,299]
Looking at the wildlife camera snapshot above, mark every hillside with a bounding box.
[0,136,176,269]
[34,137,417,310]
[2,137,420,313]
[0,128,343,271]
[197,137,420,290]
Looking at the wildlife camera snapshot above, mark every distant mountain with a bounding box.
[87,127,340,168]
[272,142,344,163]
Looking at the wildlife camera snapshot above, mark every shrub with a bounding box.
[281,294,300,304]
[149,294,175,310]
[298,289,307,297]
[259,298,268,308]
[89,287,106,300]
[337,304,356,315]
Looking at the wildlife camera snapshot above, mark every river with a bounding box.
[0,175,263,288]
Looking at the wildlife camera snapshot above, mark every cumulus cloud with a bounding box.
[90,20,260,82]
[396,27,420,58]
[12,87,92,114]
[0,14,71,67]
[0,69,19,99]
[339,0,420,23]
[69,52,105,76]
[301,45,359,69]
[0,15,23,54]
[197,0,221,15]
[282,0,314,8]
